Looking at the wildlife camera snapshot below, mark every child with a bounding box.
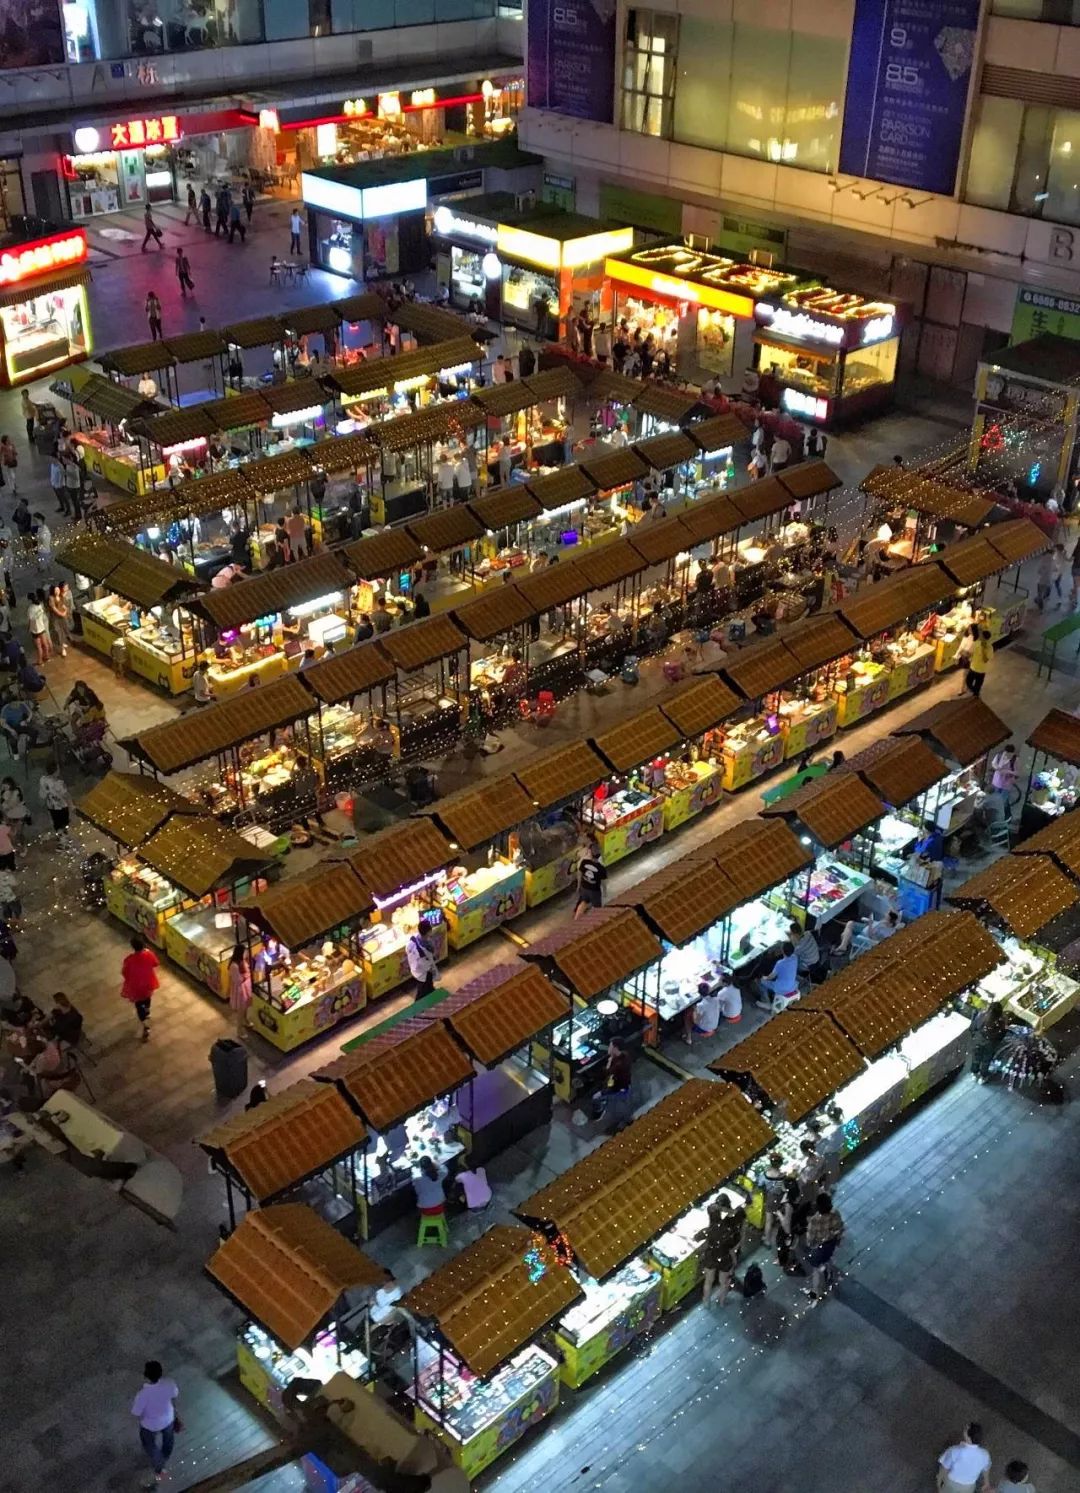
[0,776,29,846]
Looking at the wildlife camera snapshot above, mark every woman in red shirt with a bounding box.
[121,934,160,1041]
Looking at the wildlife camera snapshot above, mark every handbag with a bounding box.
[172,1414,183,1435]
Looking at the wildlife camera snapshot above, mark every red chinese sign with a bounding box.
[110,115,180,149]
[0,230,88,288]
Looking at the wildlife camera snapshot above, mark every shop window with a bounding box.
[841,337,899,399]
[758,340,840,401]
[0,162,26,233]
[1043,109,1080,226]
[2,284,91,386]
[964,97,1024,213]
[622,10,679,140]
[725,26,792,163]
[127,0,237,53]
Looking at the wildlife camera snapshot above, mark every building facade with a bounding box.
[520,0,1080,383]
[0,0,523,231]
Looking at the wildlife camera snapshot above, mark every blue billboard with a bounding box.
[527,0,617,124]
[839,0,982,197]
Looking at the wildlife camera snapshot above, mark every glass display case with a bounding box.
[552,1259,663,1387]
[436,857,526,950]
[105,856,186,945]
[975,935,1080,1034]
[582,785,665,866]
[163,905,251,999]
[74,429,163,496]
[248,937,366,1053]
[237,1321,369,1415]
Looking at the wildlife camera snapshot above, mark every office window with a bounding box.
[965,96,1024,211]
[672,18,732,150]
[783,33,844,172]
[622,11,679,139]
[726,26,792,161]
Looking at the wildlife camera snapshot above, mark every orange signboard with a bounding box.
[110,115,181,149]
[0,230,88,288]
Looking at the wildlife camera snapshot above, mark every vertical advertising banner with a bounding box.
[527,0,617,124]
[838,0,982,197]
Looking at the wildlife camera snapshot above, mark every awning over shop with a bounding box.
[471,381,536,418]
[206,1203,384,1351]
[573,537,647,590]
[776,460,842,502]
[692,818,813,902]
[948,852,1077,938]
[676,493,743,544]
[522,366,583,403]
[125,674,313,773]
[133,404,219,449]
[578,448,649,492]
[163,329,227,365]
[345,818,454,901]
[452,586,534,642]
[315,1022,474,1130]
[438,961,570,1066]
[513,560,590,612]
[55,530,144,583]
[709,1010,864,1123]
[847,736,947,808]
[222,315,286,349]
[238,861,372,949]
[660,675,741,738]
[104,468,255,534]
[313,433,379,474]
[1013,814,1080,879]
[515,1079,774,1279]
[424,773,535,851]
[192,551,352,631]
[332,291,388,324]
[393,300,473,345]
[838,563,954,638]
[628,514,695,565]
[935,533,1010,587]
[588,368,647,406]
[986,517,1050,566]
[802,909,1004,1057]
[612,859,743,944]
[778,613,857,672]
[377,614,467,672]
[892,696,1010,766]
[512,740,609,809]
[633,384,701,424]
[99,341,175,376]
[197,1080,366,1204]
[634,430,699,471]
[241,449,314,494]
[468,485,543,530]
[299,642,395,704]
[861,467,996,529]
[591,705,680,773]
[761,770,885,848]
[721,637,800,700]
[138,815,271,898]
[75,372,157,424]
[406,506,484,554]
[729,478,790,524]
[687,412,747,453]
[282,303,342,336]
[403,1225,583,1379]
[95,546,204,611]
[344,528,423,580]
[1027,708,1080,768]
[524,465,596,511]
[77,771,198,845]
[522,906,662,999]
[260,378,331,419]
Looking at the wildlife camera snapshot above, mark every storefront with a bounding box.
[970,336,1080,498]
[753,287,903,427]
[64,109,258,220]
[0,224,92,387]
[346,819,456,1000]
[604,243,803,383]
[1019,707,1080,840]
[421,775,536,949]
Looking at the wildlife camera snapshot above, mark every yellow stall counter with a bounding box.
[661,761,722,830]
[126,636,193,695]
[553,1265,663,1389]
[411,1347,561,1481]
[721,729,785,792]
[591,795,665,866]
[358,917,448,1000]
[782,700,839,761]
[104,877,174,946]
[886,644,935,701]
[525,850,577,907]
[80,610,121,659]
[250,968,367,1052]
[440,863,526,950]
[209,650,287,698]
[834,669,890,727]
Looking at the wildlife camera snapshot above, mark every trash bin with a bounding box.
[210,1038,248,1100]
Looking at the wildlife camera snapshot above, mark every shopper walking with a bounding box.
[0,435,18,494]
[49,451,68,516]
[64,456,83,520]
[26,591,51,665]
[228,197,246,244]
[199,185,212,232]
[183,181,197,225]
[121,933,160,1041]
[802,1193,844,1299]
[937,1423,991,1493]
[38,760,74,842]
[573,839,607,918]
[289,207,303,255]
[603,1037,633,1132]
[970,1000,1008,1082]
[227,943,252,1039]
[700,1197,745,1307]
[406,927,439,1002]
[141,203,164,252]
[145,291,163,342]
[965,628,993,697]
[174,247,195,299]
[131,1360,180,1489]
[996,1459,1035,1492]
[242,183,255,222]
[215,187,230,237]
[20,387,34,448]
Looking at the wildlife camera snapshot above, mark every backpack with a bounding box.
[740,1263,766,1299]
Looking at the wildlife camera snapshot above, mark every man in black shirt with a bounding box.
[574,841,607,919]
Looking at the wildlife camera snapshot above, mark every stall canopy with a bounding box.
[452,587,535,643]
[691,818,813,902]
[205,1203,384,1352]
[761,770,885,847]
[300,642,395,706]
[406,506,484,555]
[314,433,379,475]
[104,467,255,535]
[133,404,219,449]
[578,448,650,493]
[243,450,314,495]
[677,492,743,546]
[1013,814,1080,879]
[660,675,742,738]
[125,675,313,774]
[721,637,801,700]
[513,560,590,614]
[572,537,646,592]
[437,961,570,1067]
[522,906,663,999]
[315,1022,474,1131]
[76,771,198,845]
[628,514,697,565]
[591,705,680,773]
[57,531,146,586]
[423,774,535,852]
[729,478,791,525]
[948,853,1077,938]
[471,381,536,419]
[634,430,700,471]
[74,370,158,424]
[377,615,467,674]
[612,859,743,944]
[402,1226,583,1380]
[191,552,352,633]
[634,384,702,425]
[222,315,287,350]
[56,532,201,608]
[838,563,954,638]
[935,533,1011,588]
[238,862,372,949]
[776,460,843,503]
[709,1010,865,1123]
[524,466,597,511]
[892,696,1010,766]
[847,735,947,808]
[138,816,271,898]
[862,466,996,529]
[468,485,543,530]
[778,612,858,673]
[261,379,331,421]
[512,740,610,810]
[802,909,1003,1057]
[1027,708,1080,768]
[986,517,1050,566]
[515,1079,774,1279]
[589,368,647,406]
[523,367,584,403]
[687,411,748,453]
[345,528,423,581]
[199,391,272,432]
[345,819,454,902]
[99,341,175,376]
[394,300,474,346]
[197,1080,366,1204]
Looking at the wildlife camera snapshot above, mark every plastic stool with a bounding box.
[417,1213,449,1247]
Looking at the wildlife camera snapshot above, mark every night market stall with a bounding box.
[522,906,663,1101]
[834,564,956,726]
[515,1079,774,1374]
[1020,707,1080,837]
[509,739,613,907]
[206,1202,384,1414]
[375,613,469,758]
[295,643,398,792]
[400,1226,582,1478]
[860,465,997,568]
[844,734,950,910]
[198,1078,367,1234]
[101,466,259,585]
[314,1021,475,1238]
[62,369,162,491]
[345,818,455,1000]
[236,861,375,1050]
[892,695,1012,840]
[419,773,536,947]
[587,706,681,863]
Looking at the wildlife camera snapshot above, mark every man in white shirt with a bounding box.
[436,453,454,505]
[769,434,792,472]
[683,980,722,1044]
[289,207,303,254]
[369,1269,403,1325]
[131,1360,179,1485]
[937,1422,992,1492]
[492,354,508,384]
[453,453,472,499]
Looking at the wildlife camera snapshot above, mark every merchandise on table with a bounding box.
[658,755,723,830]
[975,934,1080,1033]
[105,856,186,945]
[871,811,923,882]
[648,1185,747,1309]
[828,1009,971,1141]
[650,930,729,1022]
[238,1321,369,1413]
[534,1001,649,1102]
[248,937,366,1052]
[307,703,397,790]
[724,899,794,979]
[203,742,304,819]
[927,763,986,835]
[552,1259,663,1387]
[713,714,785,791]
[784,856,871,927]
[832,631,935,726]
[1027,766,1079,822]
[75,430,163,496]
[360,1101,465,1225]
[410,1341,560,1480]
[206,620,288,698]
[582,785,665,866]
[437,856,526,949]
[358,899,447,1001]
[80,593,131,657]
